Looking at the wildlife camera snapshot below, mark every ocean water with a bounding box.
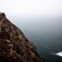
[23,30,62,62]
[9,16,62,62]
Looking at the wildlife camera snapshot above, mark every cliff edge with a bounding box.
[0,13,44,62]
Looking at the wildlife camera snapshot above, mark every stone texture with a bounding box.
[0,13,44,62]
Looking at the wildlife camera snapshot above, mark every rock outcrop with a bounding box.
[0,13,44,62]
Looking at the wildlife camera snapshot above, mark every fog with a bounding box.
[0,0,62,33]
[7,15,62,34]
[0,0,62,16]
[0,0,62,62]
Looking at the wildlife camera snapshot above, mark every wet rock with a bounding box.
[0,13,45,62]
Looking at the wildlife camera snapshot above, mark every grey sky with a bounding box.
[0,0,62,16]
[0,0,62,32]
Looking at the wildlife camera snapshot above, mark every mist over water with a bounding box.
[8,15,62,62]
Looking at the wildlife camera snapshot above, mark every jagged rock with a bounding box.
[0,13,44,62]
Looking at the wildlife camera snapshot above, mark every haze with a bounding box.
[0,0,62,35]
[0,0,62,16]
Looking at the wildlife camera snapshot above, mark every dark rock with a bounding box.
[0,13,45,62]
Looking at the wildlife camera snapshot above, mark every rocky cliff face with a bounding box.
[0,13,44,62]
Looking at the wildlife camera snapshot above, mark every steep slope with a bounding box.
[0,13,44,62]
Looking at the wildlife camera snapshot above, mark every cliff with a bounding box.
[0,13,44,62]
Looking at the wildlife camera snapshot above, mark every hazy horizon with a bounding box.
[0,0,62,62]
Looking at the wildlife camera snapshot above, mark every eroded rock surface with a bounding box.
[0,13,44,62]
